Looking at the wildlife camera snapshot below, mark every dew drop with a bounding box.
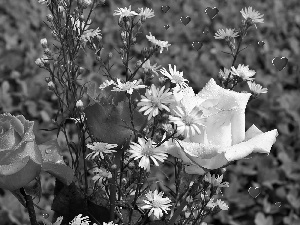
[45,149,52,154]
[274,202,281,208]
[42,212,49,219]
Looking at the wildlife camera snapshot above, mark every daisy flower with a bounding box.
[231,64,256,81]
[146,32,171,54]
[92,167,112,186]
[247,81,268,94]
[70,214,91,225]
[160,64,189,89]
[137,84,174,120]
[128,137,168,172]
[169,105,205,138]
[214,28,239,40]
[86,142,118,160]
[141,190,172,219]
[112,78,146,95]
[99,79,116,90]
[142,59,161,76]
[240,6,264,28]
[138,7,155,19]
[113,5,139,22]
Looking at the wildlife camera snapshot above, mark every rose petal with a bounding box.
[196,79,251,146]
[205,112,232,146]
[245,124,264,141]
[0,155,42,191]
[188,152,228,170]
[231,109,246,145]
[1,141,42,166]
[0,113,24,136]
[185,164,206,175]
[180,141,222,159]
[0,124,17,151]
[224,129,278,162]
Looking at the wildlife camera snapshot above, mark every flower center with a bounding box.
[173,74,183,83]
[182,115,194,126]
[151,97,161,108]
[142,146,154,157]
[152,200,162,208]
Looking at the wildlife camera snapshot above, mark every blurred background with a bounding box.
[0,0,300,224]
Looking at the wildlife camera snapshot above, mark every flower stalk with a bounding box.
[20,187,38,225]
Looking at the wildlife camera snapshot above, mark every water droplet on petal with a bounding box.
[42,212,49,219]
[274,202,281,208]
[45,149,52,154]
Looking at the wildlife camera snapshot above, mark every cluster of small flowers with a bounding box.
[214,7,267,95]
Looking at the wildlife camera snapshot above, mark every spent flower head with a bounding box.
[112,78,146,95]
[214,28,239,40]
[141,189,172,219]
[86,142,118,160]
[128,137,168,172]
[146,32,171,54]
[160,64,189,89]
[137,84,174,120]
[231,64,256,81]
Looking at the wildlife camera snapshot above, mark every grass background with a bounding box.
[0,0,300,224]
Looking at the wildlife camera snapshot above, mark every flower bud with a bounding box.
[47,81,55,90]
[108,52,113,59]
[40,38,48,48]
[45,77,51,83]
[121,178,127,185]
[46,14,53,22]
[79,67,85,74]
[35,58,44,67]
[44,48,52,57]
[128,162,135,169]
[58,6,65,13]
[135,60,142,68]
[111,164,117,170]
[76,100,84,108]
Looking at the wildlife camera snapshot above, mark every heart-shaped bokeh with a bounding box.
[180,16,191,25]
[192,41,203,51]
[205,7,219,19]
[272,56,288,71]
[164,24,170,30]
[248,186,261,198]
[161,5,170,13]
